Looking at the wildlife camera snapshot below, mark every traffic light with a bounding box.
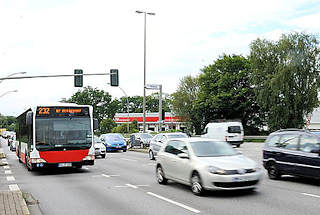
[110,69,119,86]
[161,109,165,121]
[74,69,83,87]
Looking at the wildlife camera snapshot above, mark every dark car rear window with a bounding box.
[228,126,241,133]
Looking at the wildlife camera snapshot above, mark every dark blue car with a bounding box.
[100,133,127,152]
[263,129,320,180]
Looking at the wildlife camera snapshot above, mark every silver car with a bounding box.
[156,138,262,195]
[148,132,188,160]
[94,136,106,158]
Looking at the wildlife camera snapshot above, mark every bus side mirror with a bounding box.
[93,119,99,131]
[26,111,33,126]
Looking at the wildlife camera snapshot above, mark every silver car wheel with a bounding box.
[191,175,203,195]
[156,166,167,184]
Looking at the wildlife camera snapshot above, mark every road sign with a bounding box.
[145,84,160,90]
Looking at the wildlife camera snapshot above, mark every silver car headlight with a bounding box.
[208,166,227,175]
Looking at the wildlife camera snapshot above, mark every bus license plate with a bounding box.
[58,163,72,167]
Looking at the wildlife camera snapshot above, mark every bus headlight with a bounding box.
[83,155,95,161]
[31,158,47,163]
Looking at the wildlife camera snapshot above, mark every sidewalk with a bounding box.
[0,143,31,215]
[0,191,30,215]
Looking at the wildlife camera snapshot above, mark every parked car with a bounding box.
[263,129,320,180]
[201,122,244,147]
[148,132,188,160]
[129,133,153,148]
[100,133,127,152]
[156,137,262,195]
[93,136,106,158]
[9,140,16,151]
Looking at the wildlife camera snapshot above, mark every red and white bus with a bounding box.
[16,104,97,171]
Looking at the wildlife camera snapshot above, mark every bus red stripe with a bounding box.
[39,150,90,163]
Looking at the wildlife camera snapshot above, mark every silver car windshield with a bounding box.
[190,141,238,157]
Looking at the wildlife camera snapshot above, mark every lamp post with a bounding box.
[118,86,130,133]
[136,10,155,133]
[0,90,18,98]
[0,72,26,84]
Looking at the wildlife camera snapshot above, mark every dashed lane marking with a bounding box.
[147,192,200,214]
[9,184,20,191]
[302,193,320,199]
[3,166,10,169]
[125,184,138,189]
[114,184,149,188]
[142,163,156,166]
[120,158,137,162]
[6,176,15,181]
[4,170,12,174]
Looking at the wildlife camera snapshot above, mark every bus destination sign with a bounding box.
[36,107,89,117]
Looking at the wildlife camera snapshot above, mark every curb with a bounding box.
[19,191,31,215]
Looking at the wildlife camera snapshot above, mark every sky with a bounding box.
[1,0,320,116]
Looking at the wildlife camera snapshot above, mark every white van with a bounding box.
[201,122,244,147]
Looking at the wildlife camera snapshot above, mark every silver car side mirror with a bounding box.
[177,153,189,159]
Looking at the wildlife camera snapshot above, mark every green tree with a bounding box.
[99,118,116,134]
[66,86,119,123]
[111,124,128,134]
[250,32,320,131]
[116,93,172,113]
[130,119,138,131]
[195,54,260,134]
[0,114,16,131]
[172,75,202,134]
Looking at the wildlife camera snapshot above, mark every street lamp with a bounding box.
[0,72,27,84]
[0,90,18,98]
[118,86,130,133]
[136,10,155,133]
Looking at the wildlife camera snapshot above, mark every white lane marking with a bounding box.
[109,175,120,177]
[6,176,15,181]
[147,192,200,214]
[102,174,110,178]
[4,166,10,169]
[9,184,20,191]
[115,185,128,188]
[2,161,8,164]
[5,170,12,174]
[136,185,150,187]
[120,158,137,162]
[2,158,7,161]
[302,193,320,199]
[143,163,156,166]
[126,184,138,189]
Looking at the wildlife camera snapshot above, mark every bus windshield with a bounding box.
[35,117,92,150]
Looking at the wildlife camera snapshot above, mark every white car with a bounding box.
[148,132,188,160]
[94,136,106,158]
[156,138,262,195]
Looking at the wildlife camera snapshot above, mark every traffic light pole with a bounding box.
[0,73,110,81]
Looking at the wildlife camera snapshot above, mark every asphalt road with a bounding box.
[1,138,319,215]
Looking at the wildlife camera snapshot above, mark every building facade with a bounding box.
[114,112,185,132]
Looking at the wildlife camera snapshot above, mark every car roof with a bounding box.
[268,129,320,137]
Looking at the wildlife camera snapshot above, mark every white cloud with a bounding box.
[0,0,319,116]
